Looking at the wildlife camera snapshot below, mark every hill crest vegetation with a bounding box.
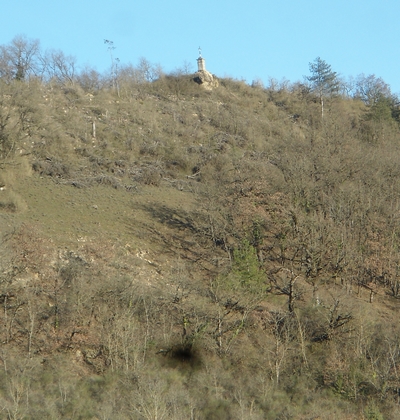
[1,35,400,419]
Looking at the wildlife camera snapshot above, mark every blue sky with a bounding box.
[2,1,400,93]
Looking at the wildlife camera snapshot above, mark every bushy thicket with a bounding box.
[1,39,400,418]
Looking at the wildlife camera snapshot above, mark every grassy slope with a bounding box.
[1,76,400,419]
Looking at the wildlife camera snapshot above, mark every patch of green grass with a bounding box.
[10,169,199,255]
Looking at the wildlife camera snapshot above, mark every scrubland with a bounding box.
[1,69,400,419]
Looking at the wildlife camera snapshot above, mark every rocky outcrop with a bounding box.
[193,70,219,90]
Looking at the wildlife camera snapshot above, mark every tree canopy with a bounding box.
[306,57,339,117]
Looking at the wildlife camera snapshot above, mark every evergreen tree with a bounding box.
[306,57,339,118]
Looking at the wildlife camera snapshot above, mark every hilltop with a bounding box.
[1,60,400,419]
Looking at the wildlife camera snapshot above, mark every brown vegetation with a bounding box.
[0,50,400,418]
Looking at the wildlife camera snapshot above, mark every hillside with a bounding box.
[1,70,400,419]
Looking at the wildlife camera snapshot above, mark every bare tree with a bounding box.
[104,40,120,96]
[0,35,40,81]
[137,57,163,82]
[354,74,391,106]
[270,267,304,313]
[41,49,77,85]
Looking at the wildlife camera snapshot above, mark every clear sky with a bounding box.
[2,0,400,93]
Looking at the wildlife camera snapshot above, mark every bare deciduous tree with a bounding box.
[41,50,77,85]
[0,35,40,81]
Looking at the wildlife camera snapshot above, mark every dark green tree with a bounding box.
[366,94,393,122]
[306,57,339,118]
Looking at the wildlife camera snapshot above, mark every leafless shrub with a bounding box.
[32,158,71,178]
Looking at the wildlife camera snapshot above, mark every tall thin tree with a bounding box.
[306,57,339,118]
